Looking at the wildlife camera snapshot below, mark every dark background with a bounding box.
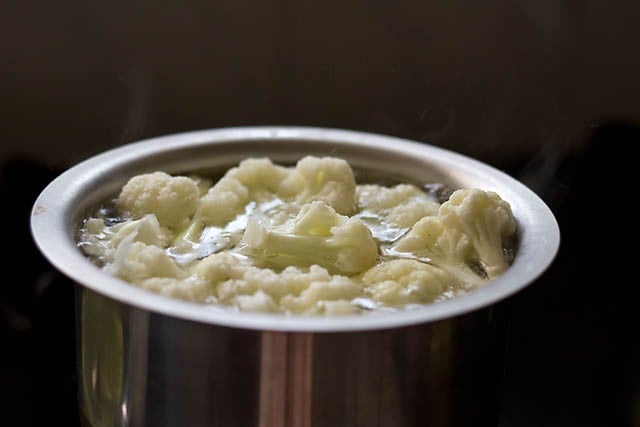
[1,1,638,426]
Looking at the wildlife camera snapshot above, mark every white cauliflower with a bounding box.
[193,253,361,314]
[109,242,184,283]
[78,214,172,265]
[198,158,290,226]
[140,276,214,302]
[233,290,280,313]
[361,259,455,305]
[194,253,309,303]
[240,200,378,274]
[117,172,200,230]
[228,158,291,196]
[439,189,516,278]
[391,216,484,287]
[109,214,171,249]
[180,157,357,244]
[357,184,440,228]
[103,216,185,284]
[279,156,357,215]
[392,189,516,284]
[80,157,518,316]
[280,276,361,314]
[197,175,250,226]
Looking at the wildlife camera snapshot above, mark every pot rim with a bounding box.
[31,126,559,332]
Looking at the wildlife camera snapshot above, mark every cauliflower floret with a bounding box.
[361,259,454,305]
[82,157,518,315]
[140,276,214,302]
[79,214,172,265]
[388,198,440,229]
[439,189,516,278]
[193,252,361,313]
[392,189,516,284]
[117,172,199,230]
[391,216,483,287]
[193,251,248,283]
[198,158,290,226]
[198,176,250,226]
[234,290,279,313]
[109,241,184,283]
[194,252,285,301]
[109,214,171,249]
[357,184,440,228]
[227,158,291,197]
[240,200,378,274]
[280,276,361,314]
[278,156,357,215]
[84,217,107,235]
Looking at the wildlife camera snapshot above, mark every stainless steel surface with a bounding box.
[77,287,504,427]
[31,127,560,427]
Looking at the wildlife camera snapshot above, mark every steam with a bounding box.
[119,67,151,146]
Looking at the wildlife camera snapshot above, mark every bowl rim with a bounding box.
[31,126,560,332]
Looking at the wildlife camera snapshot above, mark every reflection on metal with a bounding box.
[259,332,313,427]
[77,287,505,427]
[79,289,123,427]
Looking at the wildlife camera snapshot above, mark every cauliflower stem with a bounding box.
[241,201,378,275]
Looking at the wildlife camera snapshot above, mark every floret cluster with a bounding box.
[78,157,516,314]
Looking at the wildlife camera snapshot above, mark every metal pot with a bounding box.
[31,127,559,427]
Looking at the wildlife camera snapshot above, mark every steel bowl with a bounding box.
[31,127,559,427]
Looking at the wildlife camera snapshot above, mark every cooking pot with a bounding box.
[31,127,559,427]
